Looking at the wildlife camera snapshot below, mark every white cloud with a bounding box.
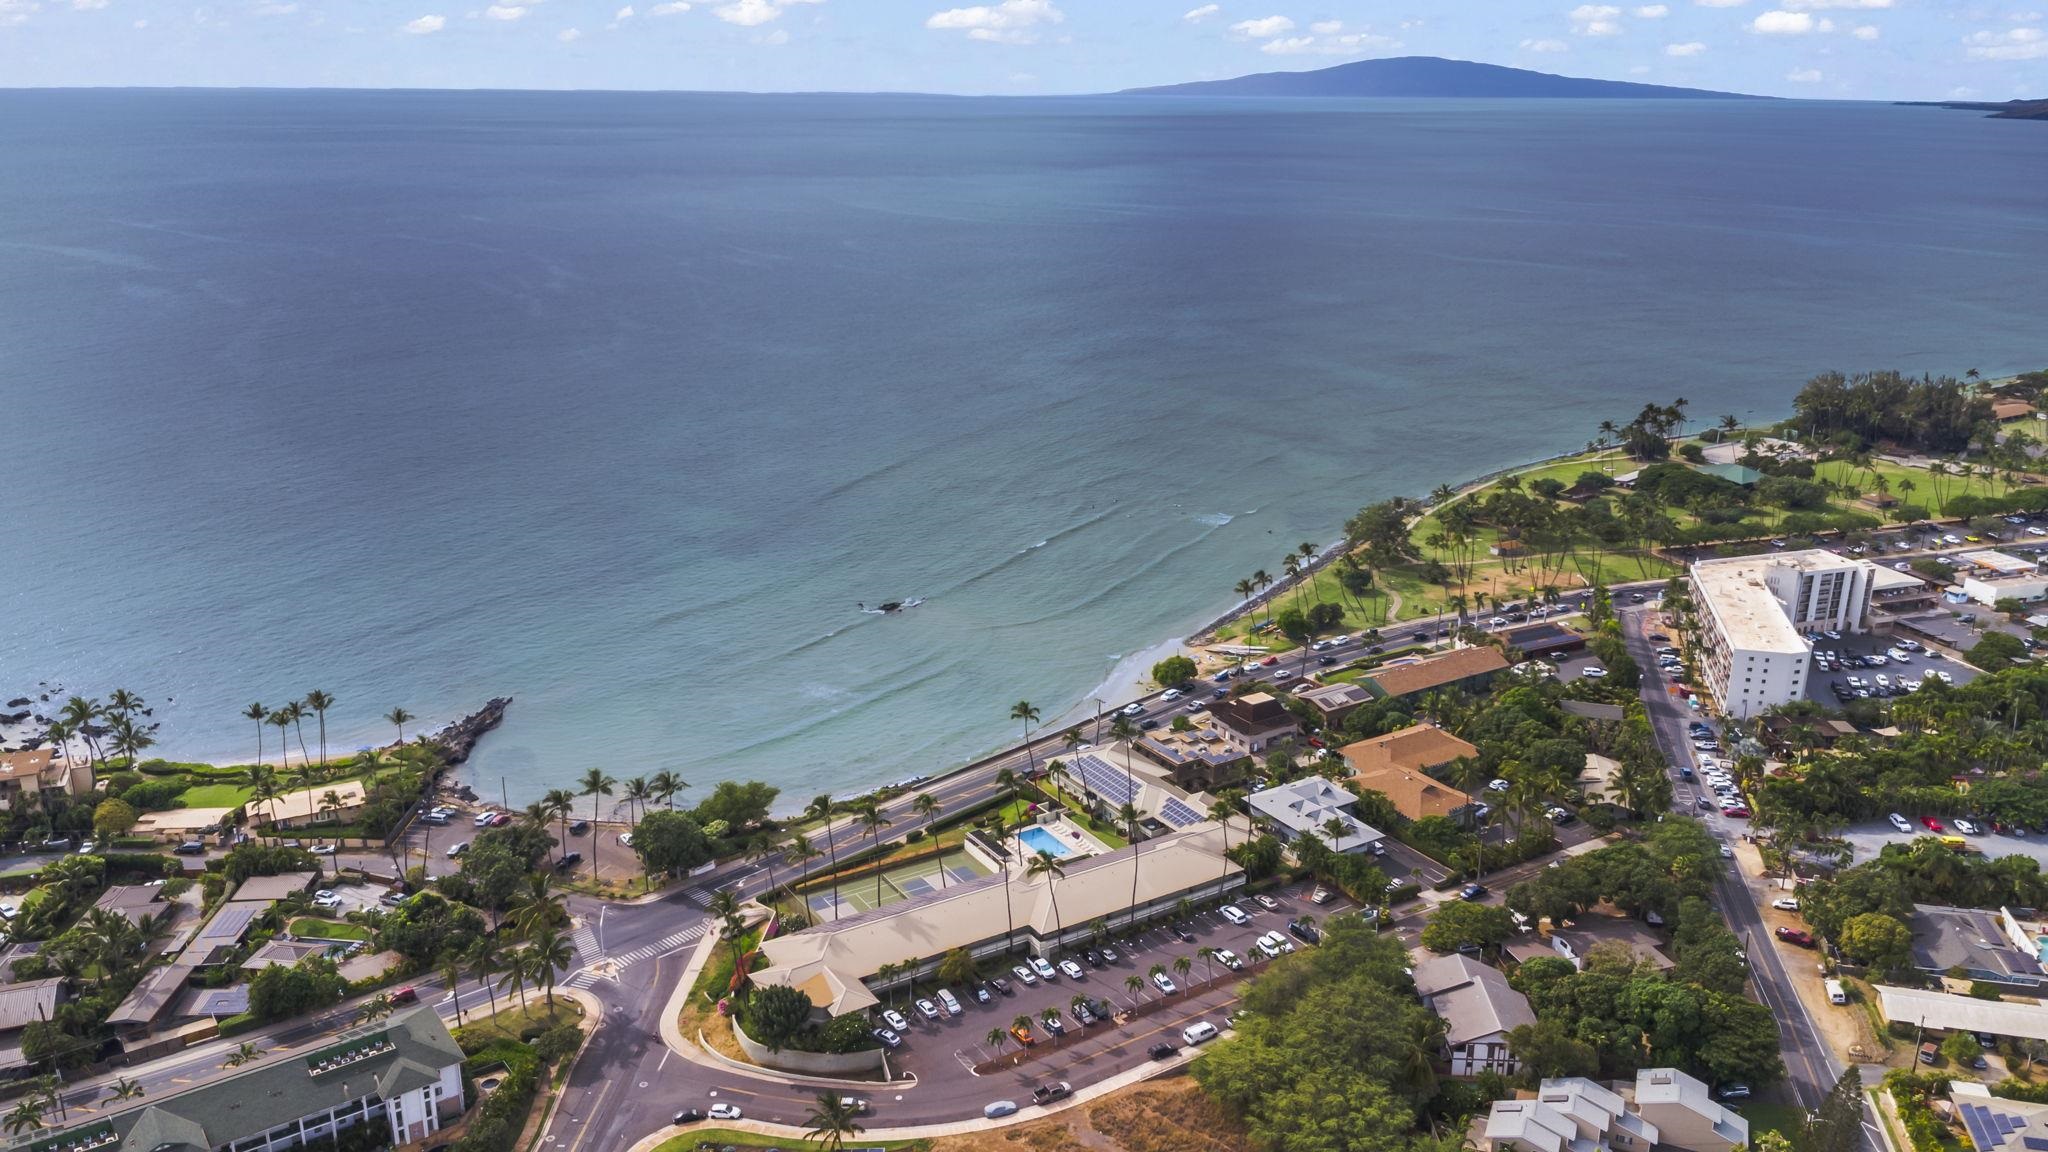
[1850,23,1877,37]
[251,1,298,13]
[613,4,633,17]
[557,24,580,38]
[1965,25,2048,58]
[1259,28,1398,53]
[714,0,778,23]
[1310,18,1341,32]
[1228,13,1292,36]
[485,3,524,18]
[1750,9,1813,31]
[1570,4,1624,35]
[0,0,39,21]
[926,0,1062,42]
[1780,0,1889,7]
[1785,66,1822,80]
[402,12,444,31]
[1664,38,1706,53]
[1521,36,1570,50]
[72,0,109,9]
[648,1,688,12]
[1634,3,1668,14]
[1694,0,1745,6]
[1182,2,1219,21]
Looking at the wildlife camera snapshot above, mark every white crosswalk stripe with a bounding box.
[572,926,600,960]
[684,887,714,905]
[609,924,707,967]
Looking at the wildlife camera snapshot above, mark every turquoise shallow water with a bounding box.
[1,91,2044,810]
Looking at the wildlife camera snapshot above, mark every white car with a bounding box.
[914,998,941,1021]
[1119,703,1145,717]
[1219,904,1250,926]
[1272,669,1293,680]
[1719,844,1735,858]
[1215,948,1243,970]
[1771,898,1799,911]
[1151,971,1179,995]
[1058,959,1086,980]
[446,841,470,858]
[2030,527,2046,537]
[619,832,633,847]
[1889,813,1913,833]
[472,811,497,828]
[1011,964,1038,986]
[1581,666,1608,679]
[312,890,342,910]
[707,1103,743,1122]
[1955,819,1979,835]
[310,844,337,856]
[1331,635,1351,645]
[883,1009,910,1031]
[1030,956,1057,980]
[1161,689,1183,702]
[1487,778,1510,792]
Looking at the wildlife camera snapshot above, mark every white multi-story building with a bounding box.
[1691,550,1875,719]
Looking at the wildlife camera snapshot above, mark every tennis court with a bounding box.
[804,852,987,920]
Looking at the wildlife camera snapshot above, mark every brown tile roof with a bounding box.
[1349,767,1473,822]
[1340,724,1477,777]
[1994,399,2037,421]
[1363,646,1509,699]
[0,750,56,791]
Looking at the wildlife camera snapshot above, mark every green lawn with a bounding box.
[452,999,583,1048]
[1739,1102,1808,1143]
[180,782,254,807]
[289,918,369,941]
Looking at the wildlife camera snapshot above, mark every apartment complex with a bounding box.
[26,1007,464,1152]
[1690,550,1874,719]
[1482,1069,1747,1152]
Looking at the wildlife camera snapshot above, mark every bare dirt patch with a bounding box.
[934,1079,1249,1152]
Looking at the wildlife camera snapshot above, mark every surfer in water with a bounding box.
[857,599,925,614]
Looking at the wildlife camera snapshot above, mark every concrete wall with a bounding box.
[730,1017,886,1076]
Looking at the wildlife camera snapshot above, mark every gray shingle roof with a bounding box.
[15,1008,460,1152]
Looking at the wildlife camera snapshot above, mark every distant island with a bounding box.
[1900,99,2048,122]
[1118,55,1764,99]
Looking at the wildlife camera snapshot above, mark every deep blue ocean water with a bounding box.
[2,91,2043,809]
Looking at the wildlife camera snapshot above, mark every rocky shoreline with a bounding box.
[420,697,511,766]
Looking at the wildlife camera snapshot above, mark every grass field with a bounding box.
[1740,1102,1807,1143]
[289,917,368,940]
[452,999,582,1047]
[180,782,254,806]
[654,1129,921,1152]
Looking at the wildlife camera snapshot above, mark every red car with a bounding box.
[1721,806,1751,819]
[1260,656,1279,666]
[1921,816,1944,832]
[1774,927,1815,948]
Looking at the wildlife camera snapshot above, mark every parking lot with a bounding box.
[870,881,1355,1088]
[1802,630,1979,707]
[1837,819,2048,868]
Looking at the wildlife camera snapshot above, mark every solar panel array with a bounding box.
[1071,756,1139,806]
[1157,797,1205,828]
[201,904,259,940]
[1960,1101,2032,1151]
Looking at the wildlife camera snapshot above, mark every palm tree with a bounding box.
[355,993,394,1026]
[747,830,782,898]
[1010,701,1042,780]
[708,888,748,969]
[1149,962,1171,995]
[985,1026,1008,1058]
[303,690,335,767]
[466,937,503,1017]
[384,707,414,746]
[284,700,311,767]
[912,792,944,886]
[1124,973,1144,1005]
[807,795,842,920]
[529,927,573,1007]
[788,832,820,901]
[1119,801,1143,929]
[1234,577,1256,606]
[855,799,892,907]
[652,769,689,811]
[1197,946,1217,985]
[1173,955,1193,988]
[802,1092,865,1152]
[267,709,294,771]
[622,776,653,827]
[60,696,103,777]
[498,946,531,1012]
[442,958,466,1025]
[985,813,1018,956]
[1026,851,1068,947]
[42,719,74,780]
[509,873,567,939]
[578,767,616,878]
[1208,796,1238,901]
[3,1099,43,1135]
[109,716,154,774]
[544,788,577,861]
[223,1041,263,1068]
[104,1076,144,1103]
[1040,1007,1063,1047]
[1011,1014,1034,1045]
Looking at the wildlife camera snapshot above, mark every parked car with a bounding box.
[985,1101,1020,1119]
[1009,1023,1037,1047]
[1715,1085,1751,1102]
[1771,897,1799,911]
[1057,959,1085,980]
[883,1009,910,1031]
[1030,956,1057,980]
[1032,1081,1073,1105]
[1775,927,1815,948]
[673,1108,704,1125]
[1922,816,1945,832]
[1955,818,1980,835]
[873,1027,901,1048]
[1011,964,1038,986]
[707,1103,743,1121]
[1219,904,1250,926]
[446,841,470,858]
[1253,894,1280,911]
[1148,1042,1178,1060]
[936,989,962,1016]
[1151,971,1179,995]
[1215,948,1243,970]
[390,986,418,1005]
[554,851,583,871]
[1459,883,1487,900]
[312,890,342,910]
[174,841,207,856]
[914,998,941,1021]
[1889,812,1913,833]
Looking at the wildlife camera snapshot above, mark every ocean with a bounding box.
[2,90,2043,811]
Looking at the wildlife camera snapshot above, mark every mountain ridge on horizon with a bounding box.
[1118,55,1767,100]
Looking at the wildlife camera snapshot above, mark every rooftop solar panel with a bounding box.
[1158,797,1204,827]
[1072,756,1139,806]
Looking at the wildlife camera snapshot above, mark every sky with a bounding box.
[0,0,2042,98]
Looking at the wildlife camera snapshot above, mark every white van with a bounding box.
[1825,979,1846,1005]
[1219,904,1250,926]
[1181,1021,1219,1046]
[937,989,963,1016]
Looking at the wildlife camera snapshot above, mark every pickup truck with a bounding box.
[1032,1081,1073,1105]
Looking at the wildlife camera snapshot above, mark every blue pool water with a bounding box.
[1017,826,1075,860]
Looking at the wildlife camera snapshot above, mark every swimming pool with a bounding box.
[1017,826,1074,859]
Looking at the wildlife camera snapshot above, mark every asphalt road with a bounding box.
[1618,605,1883,1150]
